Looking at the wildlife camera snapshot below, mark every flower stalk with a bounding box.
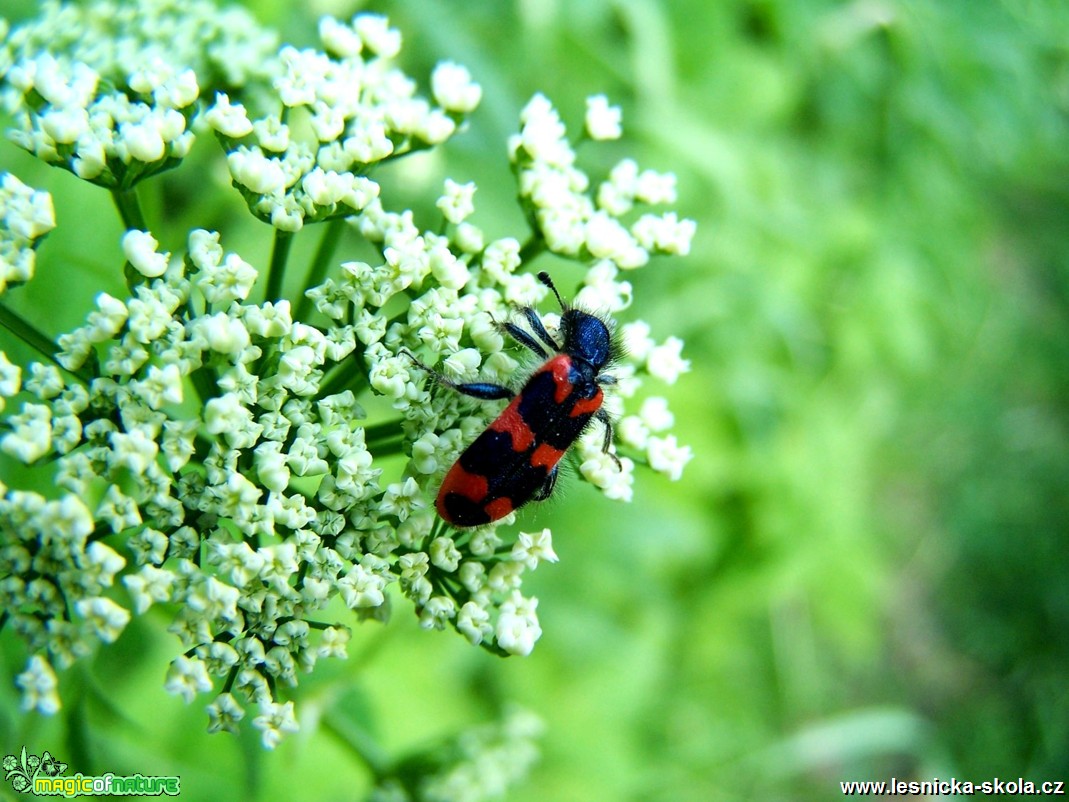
[264,228,294,303]
[111,187,147,232]
[295,218,346,322]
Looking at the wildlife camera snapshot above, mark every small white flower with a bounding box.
[243,300,293,338]
[442,347,482,379]
[40,106,90,144]
[617,415,649,449]
[2,173,56,241]
[398,551,432,604]
[253,116,290,152]
[487,561,523,594]
[156,68,200,109]
[514,93,573,167]
[354,14,402,57]
[16,655,61,715]
[646,336,690,384]
[123,230,170,278]
[640,396,675,431]
[319,16,362,57]
[123,565,176,614]
[632,212,697,256]
[0,352,22,397]
[419,595,457,630]
[75,596,131,643]
[318,626,351,659]
[584,94,622,140]
[204,393,257,446]
[511,529,559,570]
[579,439,635,502]
[108,428,159,474]
[197,253,258,305]
[84,541,127,587]
[337,563,388,609]
[432,62,482,114]
[25,363,63,399]
[430,536,462,572]
[635,169,678,205]
[188,227,223,268]
[469,528,503,558]
[646,434,693,481]
[254,440,290,493]
[120,118,167,163]
[206,92,254,138]
[96,484,143,533]
[164,655,214,704]
[191,312,251,357]
[584,211,647,268]
[227,147,288,195]
[309,105,346,142]
[495,594,542,657]
[161,420,198,472]
[126,292,174,344]
[253,699,299,750]
[85,292,128,342]
[133,363,183,409]
[1,402,52,463]
[207,692,245,735]
[415,108,457,145]
[456,601,493,646]
[437,178,477,224]
[620,320,655,363]
[302,167,348,206]
[454,222,485,254]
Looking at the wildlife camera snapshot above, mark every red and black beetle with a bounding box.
[408,272,621,527]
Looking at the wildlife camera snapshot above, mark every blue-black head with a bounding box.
[538,272,615,370]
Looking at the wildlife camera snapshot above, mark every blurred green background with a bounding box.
[2,0,1068,799]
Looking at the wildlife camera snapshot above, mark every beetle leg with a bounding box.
[519,306,561,352]
[401,348,515,400]
[449,382,515,400]
[595,409,622,470]
[533,465,559,501]
[499,319,551,360]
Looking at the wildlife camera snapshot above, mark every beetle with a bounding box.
[407,272,622,527]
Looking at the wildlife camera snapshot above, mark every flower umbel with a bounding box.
[0,2,693,752]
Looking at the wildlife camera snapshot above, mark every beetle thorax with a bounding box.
[561,310,611,370]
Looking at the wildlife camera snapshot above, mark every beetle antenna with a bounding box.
[537,271,567,311]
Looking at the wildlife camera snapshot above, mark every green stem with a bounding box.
[222,665,239,694]
[0,303,90,383]
[366,434,405,456]
[265,228,296,303]
[190,365,220,404]
[518,236,546,264]
[294,218,345,322]
[377,140,432,165]
[363,419,405,442]
[317,359,369,399]
[321,713,391,781]
[111,187,147,231]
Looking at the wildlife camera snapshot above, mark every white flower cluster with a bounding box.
[0,0,277,187]
[511,94,697,272]
[0,223,563,743]
[207,14,480,232]
[0,4,694,751]
[0,172,55,293]
[369,708,543,802]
